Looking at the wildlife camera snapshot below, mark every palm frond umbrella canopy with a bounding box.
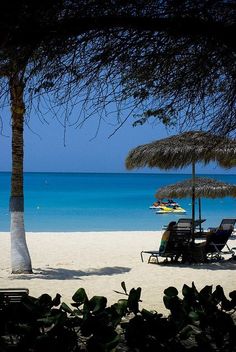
[126,131,236,170]
[155,177,236,232]
[155,177,236,199]
[126,131,236,234]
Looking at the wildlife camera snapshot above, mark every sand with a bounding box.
[0,231,236,314]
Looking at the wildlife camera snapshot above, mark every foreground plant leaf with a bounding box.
[72,288,88,305]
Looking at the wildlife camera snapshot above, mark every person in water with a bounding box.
[167,199,174,204]
[153,200,161,207]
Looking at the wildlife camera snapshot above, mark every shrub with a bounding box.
[0,282,235,351]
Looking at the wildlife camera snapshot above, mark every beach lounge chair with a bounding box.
[0,288,29,348]
[205,227,235,260]
[193,227,235,262]
[140,221,191,263]
[176,218,206,232]
[0,288,29,303]
[162,218,206,232]
[174,218,192,230]
[208,218,236,232]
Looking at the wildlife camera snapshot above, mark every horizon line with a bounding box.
[0,170,235,176]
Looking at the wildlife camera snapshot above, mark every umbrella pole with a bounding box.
[199,198,202,233]
[191,162,195,240]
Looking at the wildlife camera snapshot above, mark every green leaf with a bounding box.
[182,284,194,297]
[163,295,171,309]
[221,298,234,311]
[164,286,178,297]
[141,308,159,319]
[37,311,66,326]
[38,293,52,306]
[14,323,34,334]
[164,296,182,314]
[121,281,127,294]
[127,287,141,313]
[61,302,73,314]
[129,287,142,301]
[229,290,236,305]
[191,282,198,293]
[72,288,88,304]
[189,311,200,321]
[52,293,61,307]
[199,285,213,298]
[72,307,83,316]
[113,299,128,316]
[89,296,107,313]
[211,285,226,306]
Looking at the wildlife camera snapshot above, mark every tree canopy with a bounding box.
[0,0,235,134]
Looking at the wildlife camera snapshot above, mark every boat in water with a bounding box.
[156,205,186,214]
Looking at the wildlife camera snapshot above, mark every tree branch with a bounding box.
[3,15,236,52]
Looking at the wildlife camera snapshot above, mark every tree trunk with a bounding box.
[9,73,32,274]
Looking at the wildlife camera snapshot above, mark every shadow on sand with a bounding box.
[10,266,131,280]
[155,257,236,270]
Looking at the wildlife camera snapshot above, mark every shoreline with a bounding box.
[0,231,163,234]
[0,231,235,313]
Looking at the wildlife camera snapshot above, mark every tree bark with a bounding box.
[9,73,32,274]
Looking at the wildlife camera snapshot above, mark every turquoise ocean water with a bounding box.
[0,172,235,232]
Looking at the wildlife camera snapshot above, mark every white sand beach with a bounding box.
[0,231,236,314]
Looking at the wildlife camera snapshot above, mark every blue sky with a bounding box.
[0,106,235,174]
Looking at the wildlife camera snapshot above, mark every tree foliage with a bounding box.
[0,0,235,134]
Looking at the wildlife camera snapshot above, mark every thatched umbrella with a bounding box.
[126,131,236,235]
[155,177,236,232]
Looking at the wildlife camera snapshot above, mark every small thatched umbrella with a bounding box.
[155,177,236,232]
[126,131,236,235]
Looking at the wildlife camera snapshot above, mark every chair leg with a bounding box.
[148,255,159,264]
